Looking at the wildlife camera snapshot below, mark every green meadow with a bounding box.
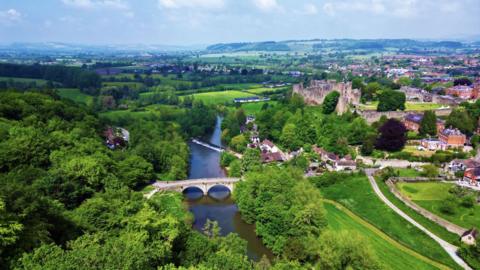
[397,182,480,229]
[324,201,447,270]
[183,90,257,105]
[56,88,93,105]
[317,174,460,269]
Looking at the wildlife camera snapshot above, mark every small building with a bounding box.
[103,127,129,149]
[448,159,480,173]
[439,128,466,148]
[233,96,270,103]
[403,113,445,134]
[445,85,474,99]
[261,152,284,163]
[260,139,279,153]
[313,145,338,163]
[461,228,478,245]
[464,167,480,187]
[334,159,357,171]
[420,138,447,151]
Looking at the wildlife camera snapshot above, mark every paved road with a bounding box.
[365,169,472,270]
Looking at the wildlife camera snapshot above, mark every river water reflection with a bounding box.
[185,116,273,261]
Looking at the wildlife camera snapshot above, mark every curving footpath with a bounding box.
[364,169,472,270]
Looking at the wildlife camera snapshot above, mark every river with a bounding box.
[184,116,273,261]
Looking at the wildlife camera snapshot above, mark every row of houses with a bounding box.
[403,113,467,151]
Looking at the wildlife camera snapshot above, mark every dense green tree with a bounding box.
[377,90,406,112]
[446,109,475,135]
[281,123,301,150]
[419,110,437,136]
[230,134,247,153]
[322,91,340,114]
[241,148,261,174]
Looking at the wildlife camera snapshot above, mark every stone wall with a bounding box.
[357,108,452,124]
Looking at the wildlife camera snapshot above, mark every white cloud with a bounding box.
[391,0,417,17]
[158,0,225,10]
[252,0,282,12]
[302,3,318,15]
[0,9,22,24]
[62,0,129,10]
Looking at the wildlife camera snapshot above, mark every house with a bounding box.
[261,152,284,163]
[313,146,338,163]
[400,86,432,102]
[464,167,480,187]
[403,113,445,134]
[334,159,357,171]
[461,228,478,245]
[448,159,480,173]
[445,85,474,99]
[420,138,447,151]
[103,127,129,149]
[260,139,279,153]
[246,115,255,124]
[439,128,466,148]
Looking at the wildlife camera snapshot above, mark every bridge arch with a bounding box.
[207,184,233,194]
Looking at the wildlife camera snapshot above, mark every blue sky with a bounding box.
[0,0,479,45]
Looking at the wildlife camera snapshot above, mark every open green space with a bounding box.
[397,182,453,201]
[99,104,184,123]
[102,81,145,89]
[324,201,447,270]
[397,182,480,229]
[317,174,460,269]
[240,101,277,115]
[56,88,93,105]
[375,178,460,245]
[0,76,48,85]
[358,101,444,111]
[184,90,257,105]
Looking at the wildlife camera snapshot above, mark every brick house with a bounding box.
[403,113,445,134]
[445,85,474,99]
[439,128,466,147]
[464,167,480,187]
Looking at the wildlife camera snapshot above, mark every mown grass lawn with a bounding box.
[240,101,277,115]
[185,90,256,105]
[317,174,460,269]
[403,145,436,157]
[56,88,93,105]
[397,182,480,229]
[397,182,453,201]
[357,101,444,111]
[324,202,445,270]
[376,179,460,245]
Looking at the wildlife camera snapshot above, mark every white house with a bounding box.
[260,139,279,153]
[461,229,478,245]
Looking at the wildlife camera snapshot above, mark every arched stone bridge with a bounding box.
[145,178,240,198]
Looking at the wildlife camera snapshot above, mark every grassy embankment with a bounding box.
[358,101,444,111]
[324,200,449,270]
[316,174,461,269]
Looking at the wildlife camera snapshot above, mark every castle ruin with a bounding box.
[292,80,361,114]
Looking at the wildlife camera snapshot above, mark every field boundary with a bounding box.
[386,179,467,236]
[323,199,452,270]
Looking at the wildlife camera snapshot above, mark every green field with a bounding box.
[99,105,184,123]
[184,90,257,105]
[317,174,460,269]
[56,88,93,105]
[240,101,277,115]
[358,101,444,111]
[0,76,48,85]
[324,201,446,270]
[102,81,145,89]
[397,182,480,229]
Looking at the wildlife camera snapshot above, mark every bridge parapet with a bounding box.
[150,177,240,196]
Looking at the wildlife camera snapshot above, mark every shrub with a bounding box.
[439,198,456,215]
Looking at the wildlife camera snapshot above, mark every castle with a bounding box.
[292,80,361,114]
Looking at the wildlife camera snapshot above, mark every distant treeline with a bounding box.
[0,63,101,91]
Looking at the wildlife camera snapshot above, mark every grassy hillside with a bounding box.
[324,201,447,270]
[184,90,257,105]
[314,174,461,269]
